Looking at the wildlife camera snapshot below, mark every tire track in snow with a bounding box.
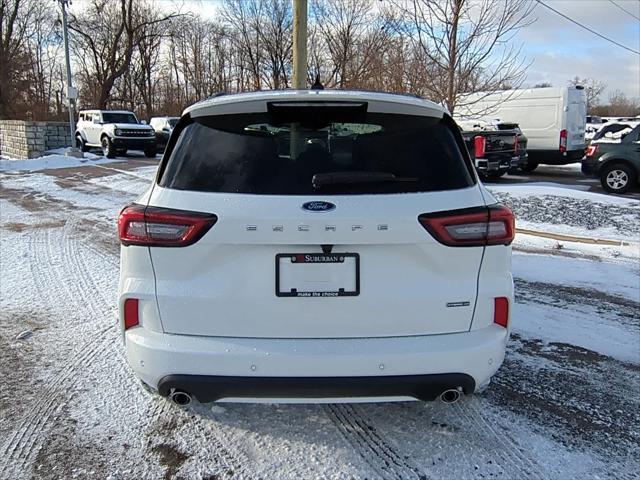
[0,226,119,477]
[326,404,427,480]
[3,217,251,479]
[454,399,542,478]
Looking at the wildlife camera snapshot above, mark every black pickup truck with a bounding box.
[459,121,528,179]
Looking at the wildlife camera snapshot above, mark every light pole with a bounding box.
[290,0,308,160]
[58,0,82,157]
[292,0,308,89]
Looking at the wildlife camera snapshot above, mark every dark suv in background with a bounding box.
[582,124,640,194]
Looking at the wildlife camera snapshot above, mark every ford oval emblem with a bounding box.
[302,201,336,212]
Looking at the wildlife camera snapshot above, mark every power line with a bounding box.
[608,0,640,21]
[535,0,640,55]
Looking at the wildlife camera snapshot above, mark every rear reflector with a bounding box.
[586,144,598,157]
[118,204,217,247]
[474,135,486,158]
[124,298,139,330]
[419,205,515,247]
[494,297,509,328]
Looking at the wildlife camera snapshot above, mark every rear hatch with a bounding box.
[567,88,587,151]
[145,100,488,339]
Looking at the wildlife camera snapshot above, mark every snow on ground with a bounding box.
[488,184,640,241]
[1,163,639,479]
[0,150,119,172]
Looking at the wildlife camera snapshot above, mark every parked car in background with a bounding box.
[457,86,587,171]
[458,119,527,179]
[591,121,639,143]
[118,90,515,406]
[76,110,157,158]
[582,124,640,194]
[149,116,179,150]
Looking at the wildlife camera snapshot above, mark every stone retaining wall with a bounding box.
[0,121,72,159]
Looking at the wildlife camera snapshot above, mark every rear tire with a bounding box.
[600,162,636,194]
[144,146,157,158]
[520,161,538,172]
[101,136,116,158]
[486,170,507,178]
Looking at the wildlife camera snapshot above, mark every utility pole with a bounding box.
[58,0,82,157]
[292,0,308,89]
[291,0,308,160]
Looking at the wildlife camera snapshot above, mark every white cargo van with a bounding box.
[456,87,587,171]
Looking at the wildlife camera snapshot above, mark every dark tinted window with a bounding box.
[168,118,179,128]
[102,112,138,124]
[159,112,473,195]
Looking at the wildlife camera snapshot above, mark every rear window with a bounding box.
[159,111,474,195]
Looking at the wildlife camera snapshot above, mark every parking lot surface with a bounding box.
[0,159,638,479]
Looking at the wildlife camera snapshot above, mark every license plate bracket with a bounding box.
[275,253,360,297]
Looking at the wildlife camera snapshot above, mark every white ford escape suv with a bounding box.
[118,90,514,406]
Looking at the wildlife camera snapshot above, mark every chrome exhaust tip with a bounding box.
[169,390,192,406]
[440,388,461,404]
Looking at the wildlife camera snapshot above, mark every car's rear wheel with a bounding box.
[520,161,538,172]
[76,135,89,152]
[101,136,116,158]
[601,162,636,194]
[486,170,507,179]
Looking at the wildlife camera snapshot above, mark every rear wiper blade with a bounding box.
[312,171,418,189]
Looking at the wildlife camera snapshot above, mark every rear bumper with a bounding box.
[158,373,475,403]
[581,157,599,176]
[125,324,509,402]
[528,148,585,165]
[475,156,519,172]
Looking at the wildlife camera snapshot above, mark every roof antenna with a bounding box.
[311,74,324,90]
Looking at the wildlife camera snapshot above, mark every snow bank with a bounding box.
[488,185,639,241]
[0,151,116,172]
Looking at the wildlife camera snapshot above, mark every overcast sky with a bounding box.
[71,0,640,101]
[516,0,639,100]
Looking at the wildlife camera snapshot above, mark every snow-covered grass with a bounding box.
[488,184,640,241]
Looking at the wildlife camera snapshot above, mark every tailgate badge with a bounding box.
[447,301,470,308]
[302,201,336,212]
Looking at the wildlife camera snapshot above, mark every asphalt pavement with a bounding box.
[485,164,640,200]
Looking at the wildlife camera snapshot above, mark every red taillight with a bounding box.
[419,205,515,247]
[586,144,598,157]
[474,135,486,158]
[559,129,567,153]
[514,135,519,154]
[494,297,509,328]
[118,204,217,247]
[124,298,139,330]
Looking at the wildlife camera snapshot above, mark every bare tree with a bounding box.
[0,0,44,118]
[568,76,606,110]
[390,0,535,113]
[69,0,179,108]
[222,0,264,90]
[311,0,390,89]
